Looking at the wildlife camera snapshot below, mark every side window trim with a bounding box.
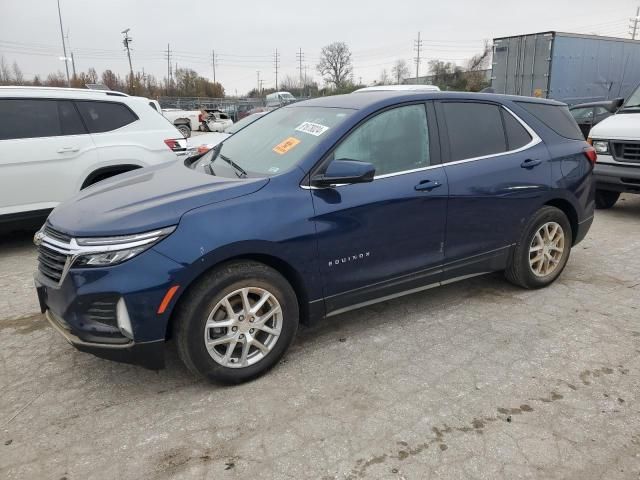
[307,101,439,184]
[435,100,541,165]
[57,100,89,136]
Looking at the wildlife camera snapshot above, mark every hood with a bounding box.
[590,112,640,140]
[48,161,268,236]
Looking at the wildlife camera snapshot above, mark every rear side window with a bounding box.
[58,101,87,135]
[0,99,61,140]
[441,102,506,161]
[75,101,138,133]
[502,110,532,150]
[516,102,583,140]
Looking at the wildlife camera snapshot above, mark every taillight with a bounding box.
[164,139,185,152]
[198,113,204,122]
[583,146,597,165]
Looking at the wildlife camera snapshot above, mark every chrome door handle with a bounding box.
[57,146,79,153]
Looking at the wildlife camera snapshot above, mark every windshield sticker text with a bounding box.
[295,122,330,137]
[273,137,301,155]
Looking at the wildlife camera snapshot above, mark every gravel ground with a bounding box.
[1,195,639,480]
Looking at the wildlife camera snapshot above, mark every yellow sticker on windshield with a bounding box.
[273,137,301,155]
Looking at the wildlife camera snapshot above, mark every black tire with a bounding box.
[505,206,572,289]
[174,261,299,384]
[176,124,191,138]
[595,189,620,209]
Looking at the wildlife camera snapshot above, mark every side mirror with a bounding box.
[311,159,375,187]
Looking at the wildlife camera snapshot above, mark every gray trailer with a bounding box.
[491,31,640,105]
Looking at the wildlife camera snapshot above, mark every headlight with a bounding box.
[73,226,175,267]
[592,140,609,154]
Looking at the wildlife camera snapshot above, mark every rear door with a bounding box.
[311,102,448,313]
[0,98,97,216]
[435,100,551,279]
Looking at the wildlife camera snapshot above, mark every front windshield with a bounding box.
[622,84,640,109]
[226,113,266,134]
[197,106,353,177]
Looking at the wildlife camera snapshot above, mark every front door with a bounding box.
[310,103,448,314]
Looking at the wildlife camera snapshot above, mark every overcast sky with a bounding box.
[0,0,636,95]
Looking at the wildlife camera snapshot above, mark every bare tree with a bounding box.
[317,42,352,89]
[0,56,12,85]
[377,69,391,85]
[466,40,492,91]
[467,40,492,72]
[391,59,410,85]
[12,61,24,85]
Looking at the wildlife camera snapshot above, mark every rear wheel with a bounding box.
[176,124,191,138]
[505,206,572,289]
[174,261,298,384]
[595,189,620,209]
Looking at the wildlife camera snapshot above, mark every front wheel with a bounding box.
[505,206,572,289]
[595,189,620,209]
[174,261,299,384]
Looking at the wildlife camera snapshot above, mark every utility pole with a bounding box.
[65,30,77,82]
[414,32,423,83]
[70,52,77,80]
[296,48,304,90]
[56,0,70,86]
[165,44,171,95]
[274,48,280,91]
[256,70,260,94]
[121,28,134,93]
[630,6,640,39]
[212,50,217,83]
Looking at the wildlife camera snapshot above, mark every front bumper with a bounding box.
[594,159,640,193]
[44,309,165,369]
[35,247,184,370]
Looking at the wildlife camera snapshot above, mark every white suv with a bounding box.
[0,87,187,227]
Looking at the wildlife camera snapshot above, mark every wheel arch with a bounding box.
[544,198,579,244]
[164,252,315,341]
[80,164,143,189]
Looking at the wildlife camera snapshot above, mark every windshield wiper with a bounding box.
[219,154,248,178]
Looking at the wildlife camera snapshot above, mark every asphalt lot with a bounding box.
[1,195,639,480]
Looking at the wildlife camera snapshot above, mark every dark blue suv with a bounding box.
[34,92,595,383]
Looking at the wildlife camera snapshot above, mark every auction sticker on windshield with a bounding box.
[295,122,330,136]
[273,137,301,155]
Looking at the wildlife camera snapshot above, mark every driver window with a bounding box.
[333,104,430,176]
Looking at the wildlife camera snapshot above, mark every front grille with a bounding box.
[37,225,72,284]
[37,245,68,283]
[612,142,640,163]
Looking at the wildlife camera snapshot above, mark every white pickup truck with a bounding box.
[143,100,233,138]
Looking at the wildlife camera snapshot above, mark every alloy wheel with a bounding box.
[529,221,565,277]
[203,287,282,368]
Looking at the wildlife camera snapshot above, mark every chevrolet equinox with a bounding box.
[34,92,595,383]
